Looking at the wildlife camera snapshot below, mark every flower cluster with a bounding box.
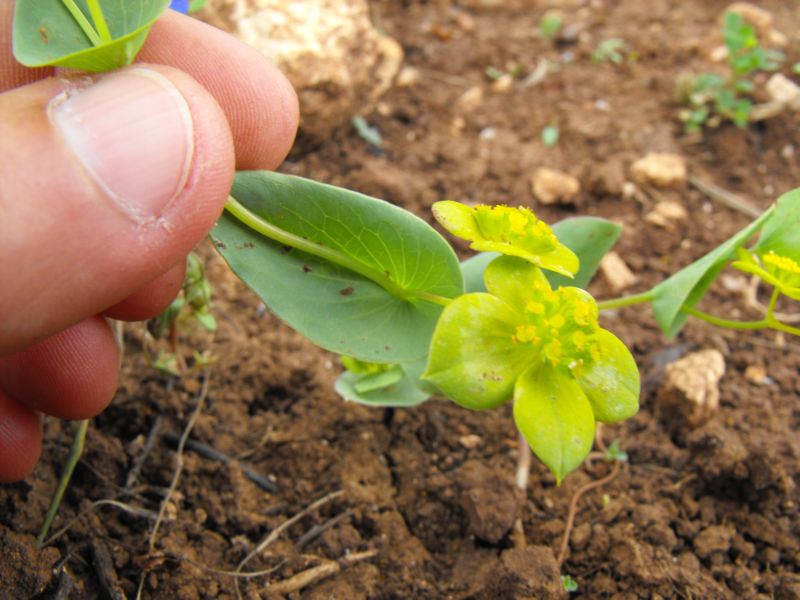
[433,201,579,277]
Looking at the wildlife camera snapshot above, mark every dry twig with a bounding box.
[266,550,378,596]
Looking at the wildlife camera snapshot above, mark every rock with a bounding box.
[644,200,688,228]
[396,66,421,88]
[694,525,735,558]
[767,74,800,110]
[600,251,637,292]
[531,167,581,205]
[630,153,687,188]
[456,86,485,113]
[491,73,514,94]
[479,546,567,599]
[657,349,726,429]
[455,461,517,544]
[207,0,403,140]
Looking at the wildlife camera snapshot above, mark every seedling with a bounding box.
[14,1,800,543]
[680,11,784,131]
[538,12,563,41]
[591,38,627,65]
[561,574,579,592]
[351,115,383,149]
[541,123,560,147]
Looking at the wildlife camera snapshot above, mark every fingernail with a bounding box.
[50,67,194,222]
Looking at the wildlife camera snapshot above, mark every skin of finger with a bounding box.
[1,7,298,170]
[0,316,120,420]
[0,65,234,354]
[140,10,299,170]
[104,259,188,321]
[0,389,42,483]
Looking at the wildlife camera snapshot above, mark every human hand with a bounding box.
[0,5,299,481]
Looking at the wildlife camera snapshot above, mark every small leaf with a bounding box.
[13,0,170,72]
[754,188,800,261]
[513,364,595,484]
[335,358,430,407]
[651,205,775,337]
[577,329,639,423]
[213,171,463,363]
[541,124,560,148]
[423,293,533,409]
[483,256,550,309]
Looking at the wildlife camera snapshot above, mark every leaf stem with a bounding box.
[60,0,102,46]
[37,419,90,548]
[597,290,654,312]
[224,196,452,306]
[86,0,113,43]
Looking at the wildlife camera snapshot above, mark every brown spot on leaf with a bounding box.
[340,287,355,296]
[303,264,313,273]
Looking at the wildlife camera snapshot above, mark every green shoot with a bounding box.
[539,12,563,40]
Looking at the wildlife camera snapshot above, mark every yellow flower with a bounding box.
[732,248,800,301]
[432,201,579,277]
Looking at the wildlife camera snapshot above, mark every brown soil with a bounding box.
[3,1,800,598]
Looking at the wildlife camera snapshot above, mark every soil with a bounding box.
[3,1,800,598]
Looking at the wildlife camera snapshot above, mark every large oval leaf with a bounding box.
[212,171,463,363]
[513,364,595,484]
[13,0,169,72]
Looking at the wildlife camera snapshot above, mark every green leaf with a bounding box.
[577,329,639,423]
[651,205,775,337]
[513,364,595,484]
[13,0,170,72]
[212,171,463,363]
[423,293,532,409]
[459,216,621,293]
[335,358,430,407]
[754,188,800,261]
[548,217,622,289]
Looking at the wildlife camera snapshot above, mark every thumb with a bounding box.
[0,65,234,354]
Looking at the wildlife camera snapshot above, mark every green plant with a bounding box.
[680,11,784,131]
[14,0,800,490]
[561,574,579,592]
[541,123,560,148]
[538,12,563,41]
[591,38,627,64]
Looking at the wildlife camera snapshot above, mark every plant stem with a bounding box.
[86,0,112,43]
[683,306,800,336]
[596,290,654,312]
[60,0,102,46]
[37,419,90,548]
[224,196,453,307]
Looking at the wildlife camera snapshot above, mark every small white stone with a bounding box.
[599,251,637,292]
[630,153,687,188]
[531,167,581,205]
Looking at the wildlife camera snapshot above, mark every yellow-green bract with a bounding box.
[423,256,640,483]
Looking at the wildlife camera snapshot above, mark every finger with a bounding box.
[0,390,42,483]
[139,10,299,170]
[0,316,119,420]
[0,64,233,354]
[104,260,187,321]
